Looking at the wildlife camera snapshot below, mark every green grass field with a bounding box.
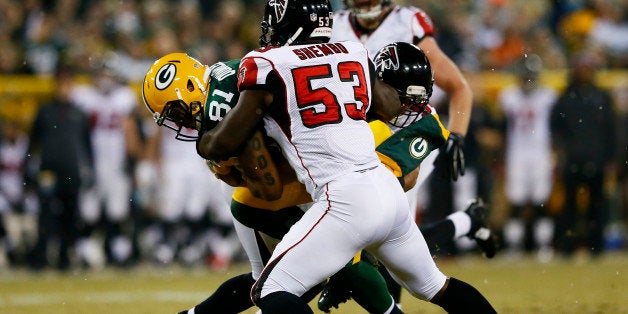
[1,252,627,314]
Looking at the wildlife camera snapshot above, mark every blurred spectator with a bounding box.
[550,52,618,257]
[559,0,599,56]
[23,10,66,76]
[25,66,93,270]
[0,118,38,267]
[70,63,138,267]
[0,41,28,74]
[587,0,628,67]
[498,58,557,260]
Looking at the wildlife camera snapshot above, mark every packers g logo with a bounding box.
[155,63,176,90]
[409,137,428,159]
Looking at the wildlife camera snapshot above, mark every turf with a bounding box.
[1,252,626,313]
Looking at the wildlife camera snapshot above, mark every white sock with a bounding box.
[448,211,472,239]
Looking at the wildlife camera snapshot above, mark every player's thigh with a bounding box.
[506,158,529,204]
[256,200,360,299]
[257,169,396,298]
[79,187,101,224]
[157,164,187,221]
[373,217,447,301]
[530,157,553,204]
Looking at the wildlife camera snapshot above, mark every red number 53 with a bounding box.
[292,61,369,128]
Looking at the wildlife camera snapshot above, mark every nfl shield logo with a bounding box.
[310,13,317,22]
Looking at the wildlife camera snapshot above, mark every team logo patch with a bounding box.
[269,0,287,23]
[409,137,428,159]
[310,13,317,22]
[155,63,176,90]
[374,44,400,74]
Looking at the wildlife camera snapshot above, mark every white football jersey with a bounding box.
[499,85,557,158]
[237,41,380,197]
[0,134,28,208]
[71,85,137,170]
[331,5,435,57]
[332,6,441,131]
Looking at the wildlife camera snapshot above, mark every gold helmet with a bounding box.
[142,52,210,141]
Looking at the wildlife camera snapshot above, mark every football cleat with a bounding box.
[465,198,499,258]
[317,274,352,313]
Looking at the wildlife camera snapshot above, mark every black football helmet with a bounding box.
[374,42,434,127]
[260,0,333,47]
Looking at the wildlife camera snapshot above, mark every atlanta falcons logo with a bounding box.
[374,44,400,73]
[269,0,287,22]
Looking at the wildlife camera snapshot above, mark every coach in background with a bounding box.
[25,66,94,270]
[550,52,618,258]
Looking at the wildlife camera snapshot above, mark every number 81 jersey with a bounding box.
[203,59,242,132]
[237,41,381,196]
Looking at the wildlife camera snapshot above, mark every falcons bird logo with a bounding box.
[374,44,400,74]
[269,0,287,22]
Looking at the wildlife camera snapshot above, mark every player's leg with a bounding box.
[103,170,133,266]
[254,170,397,313]
[374,118,498,257]
[154,162,186,264]
[318,252,403,314]
[179,209,324,314]
[372,205,496,313]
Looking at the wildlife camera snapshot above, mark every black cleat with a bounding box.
[465,198,499,258]
[317,274,352,313]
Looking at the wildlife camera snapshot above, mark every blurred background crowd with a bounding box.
[0,0,626,271]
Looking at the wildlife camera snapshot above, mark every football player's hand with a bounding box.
[207,158,245,187]
[433,132,465,181]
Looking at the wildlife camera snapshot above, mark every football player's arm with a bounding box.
[235,130,283,200]
[419,37,469,181]
[372,79,403,121]
[197,89,271,160]
[197,89,283,200]
[417,37,472,136]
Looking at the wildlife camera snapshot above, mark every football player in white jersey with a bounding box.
[0,120,37,266]
[498,61,557,259]
[150,127,238,266]
[70,64,137,266]
[332,0,471,186]
[197,1,495,313]
[331,0,494,246]
[331,0,496,306]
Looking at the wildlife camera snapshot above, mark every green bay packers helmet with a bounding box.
[142,52,210,141]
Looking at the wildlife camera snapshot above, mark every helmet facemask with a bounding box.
[344,0,392,27]
[156,99,204,141]
[389,84,432,128]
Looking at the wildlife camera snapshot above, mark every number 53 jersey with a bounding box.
[237,41,381,198]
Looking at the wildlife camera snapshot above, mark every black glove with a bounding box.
[433,132,465,181]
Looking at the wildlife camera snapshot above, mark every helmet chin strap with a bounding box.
[284,27,304,46]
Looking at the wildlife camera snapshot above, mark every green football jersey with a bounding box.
[203,59,242,131]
